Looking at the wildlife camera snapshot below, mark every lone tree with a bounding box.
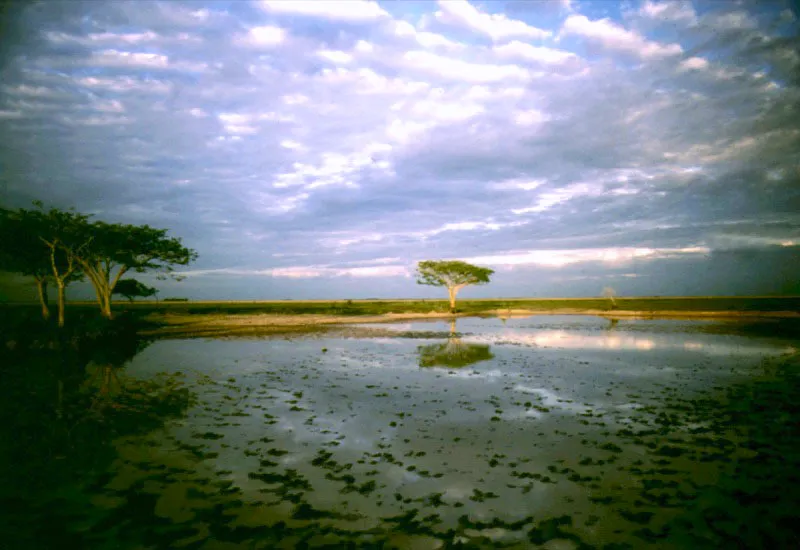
[416,260,494,313]
[602,286,617,309]
[418,318,494,368]
[113,278,158,302]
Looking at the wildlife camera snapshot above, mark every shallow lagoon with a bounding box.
[9,315,800,548]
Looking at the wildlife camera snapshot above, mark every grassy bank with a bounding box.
[5,295,798,317]
[2,296,798,340]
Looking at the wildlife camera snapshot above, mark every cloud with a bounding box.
[75,76,173,94]
[417,219,526,239]
[217,112,259,135]
[489,178,547,191]
[181,264,410,279]
[678,56,708,71]
[2,84,62,98]
[391,20,464,51]
[239,25,287,47]
[44,30,198,47]
[318,50,354,64]
[461,246,709,268]
[637,1,697,25]
[494,41,579,65]
[511,183,600,214]
[61,114,131,126]
[561,14,683,59]
[1,0,797,300]
[90,49,170,69]
[704,10,759,31]
[272,142,394,190]
[258,0,389,22]
[435,0,552,41]
[403,50,528,82]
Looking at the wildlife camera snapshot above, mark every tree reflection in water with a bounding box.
[418,318,494,368]
[1,319,195,503]
[83,328,150,408]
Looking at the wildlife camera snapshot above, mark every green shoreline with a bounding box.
[5,295,799,313]
[3,295,799,340]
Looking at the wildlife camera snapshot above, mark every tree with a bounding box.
[113,278,158,302]
[74,221,196,319]
[418,319,494,368]
[0,207,52,320]
[602,286,617,309]
[0,204,87,326]
[1,202,195,322]
[33,205,91,327]
[416,260,494,313]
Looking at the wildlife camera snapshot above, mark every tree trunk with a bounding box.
[89,275,106,315]
[89,273,113,319]
[81,262,127,320]
[36,278,50,321]
[448,286,457,314]
[101,288,113,319]
[57,282,66,328]
[91,272,114,319]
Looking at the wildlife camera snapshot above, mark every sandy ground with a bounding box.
[140,308,800,338]
[142,311,464,338]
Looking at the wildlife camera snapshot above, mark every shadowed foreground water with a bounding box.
[1,315,798,549]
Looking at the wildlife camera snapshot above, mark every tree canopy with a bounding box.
[418,340,494,368]
[417,319,494,368]
[0,207,54,318]
[602,286,617,309]
[0,207,49,279]
[0,204,88,324]
[113,278,158,302]
[74,220,197,318]
[416,260,494,313]
[0,202,196,324]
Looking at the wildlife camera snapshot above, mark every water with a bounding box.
[4,316,799,548]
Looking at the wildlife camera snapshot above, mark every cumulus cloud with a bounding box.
[561,14,683,59]
[435,0,552,41]
[403,50,529,82]
[238,25,287,47]
[391,20,465,51]
[494,41,578,65]
[258,0,389,22]
[638,1,698,25]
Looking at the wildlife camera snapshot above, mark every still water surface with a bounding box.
[16,316,800,548]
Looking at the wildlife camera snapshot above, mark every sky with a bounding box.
[0,0,798,300]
